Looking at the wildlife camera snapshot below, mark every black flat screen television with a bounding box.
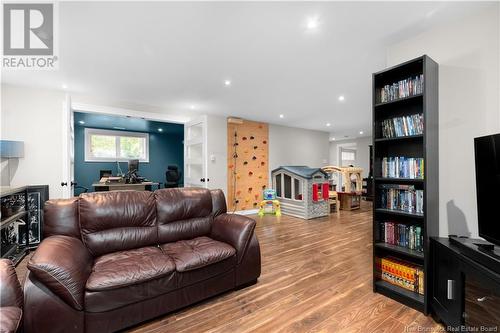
[474,133,500,246]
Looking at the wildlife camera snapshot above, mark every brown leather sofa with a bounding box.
[23,188,261,333]
[0,259,23,333]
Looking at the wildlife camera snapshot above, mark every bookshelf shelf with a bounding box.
[374,177,424,184]
[374,280,424,311]
[375,208,424,218]
[374,93,423,107]
[374,242,424,260]
[372,55,438,314]
[374,134,423,143]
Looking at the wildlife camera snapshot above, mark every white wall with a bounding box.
[1,84,66,199]
[386,6,500,238]
[269,124,330,173]
[329,136,372,178]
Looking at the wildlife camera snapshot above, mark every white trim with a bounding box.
[84,128,150,163]
[336,142,357,167]
[231,209,259,215]
[184,115,208,188]
[71,102,190,124]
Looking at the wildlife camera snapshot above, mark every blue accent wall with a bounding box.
[74,124,183,195]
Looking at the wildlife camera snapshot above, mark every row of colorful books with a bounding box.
[379,184,424,214]
[378,74,424,103]
[381,157,424,179]
[381,114,424,138]
[379,221,423,252]
[376,256,424,295]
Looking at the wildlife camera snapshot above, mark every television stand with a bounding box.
[431,237,500,330]
[448,235,500,274]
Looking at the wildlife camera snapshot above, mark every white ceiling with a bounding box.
[2,1,493,139]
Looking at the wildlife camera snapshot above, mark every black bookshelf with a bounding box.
[372,55,439,314]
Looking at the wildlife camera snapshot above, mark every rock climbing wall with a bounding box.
[227,119,269,212]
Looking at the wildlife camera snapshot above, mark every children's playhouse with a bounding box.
[271,166,330,219]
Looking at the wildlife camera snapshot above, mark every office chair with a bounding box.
[165,165,181,188]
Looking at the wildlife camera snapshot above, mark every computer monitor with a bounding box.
[100,170,112,178]
[128,159,139,174]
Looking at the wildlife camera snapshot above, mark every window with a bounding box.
[85,128,149,162]
[275,174,282,197]
[284,174,292,199]
[340,148,356,167]
[294,178,303,200]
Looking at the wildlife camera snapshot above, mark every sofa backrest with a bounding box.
[155,188,213,244]
[43,188,227,257]
[79,191,157,256]
[44,197,81,239]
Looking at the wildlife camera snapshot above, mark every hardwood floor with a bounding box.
[131,202,441,333]
[16,201,442,332]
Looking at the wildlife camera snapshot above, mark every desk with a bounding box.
[337,192,361,211]
[92,182,160,192]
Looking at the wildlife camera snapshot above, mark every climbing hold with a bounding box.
[252,156,257,160]
[263,140,267,144]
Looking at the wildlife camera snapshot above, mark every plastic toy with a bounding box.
[258,189,281,217]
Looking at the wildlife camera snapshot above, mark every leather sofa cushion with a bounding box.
[176,256,235,288]
[86,246,175,291]
[156,188,214,244]
[79,191,157,256]
[0,306,22,333]
[161,236,236,272]
[84,274,177,312]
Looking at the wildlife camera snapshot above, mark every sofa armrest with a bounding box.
[0,259,23,308]
[210,213,256,263]
[27,236,93,310]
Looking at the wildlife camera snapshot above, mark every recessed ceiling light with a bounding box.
[78,120,85,125]
[224,80,231,86]
[326,123,331,127]
[62,84,68,90]
[158,128,163,132]
[338,95,345,102]
[190,105,196,110]
[279,114,284,118]
[331,137,336,141]
[306,17,320,30]
[359,131,364,135]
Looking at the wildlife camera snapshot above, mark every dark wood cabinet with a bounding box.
[431,237,500,331]
[431,239,462,327]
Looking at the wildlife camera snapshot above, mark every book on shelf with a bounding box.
[379,221,423,252]
[381,157,424,179]
[379,184,424,214]
[378,74,424,103]
[375,256,424,295]
[381,114,423,138]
